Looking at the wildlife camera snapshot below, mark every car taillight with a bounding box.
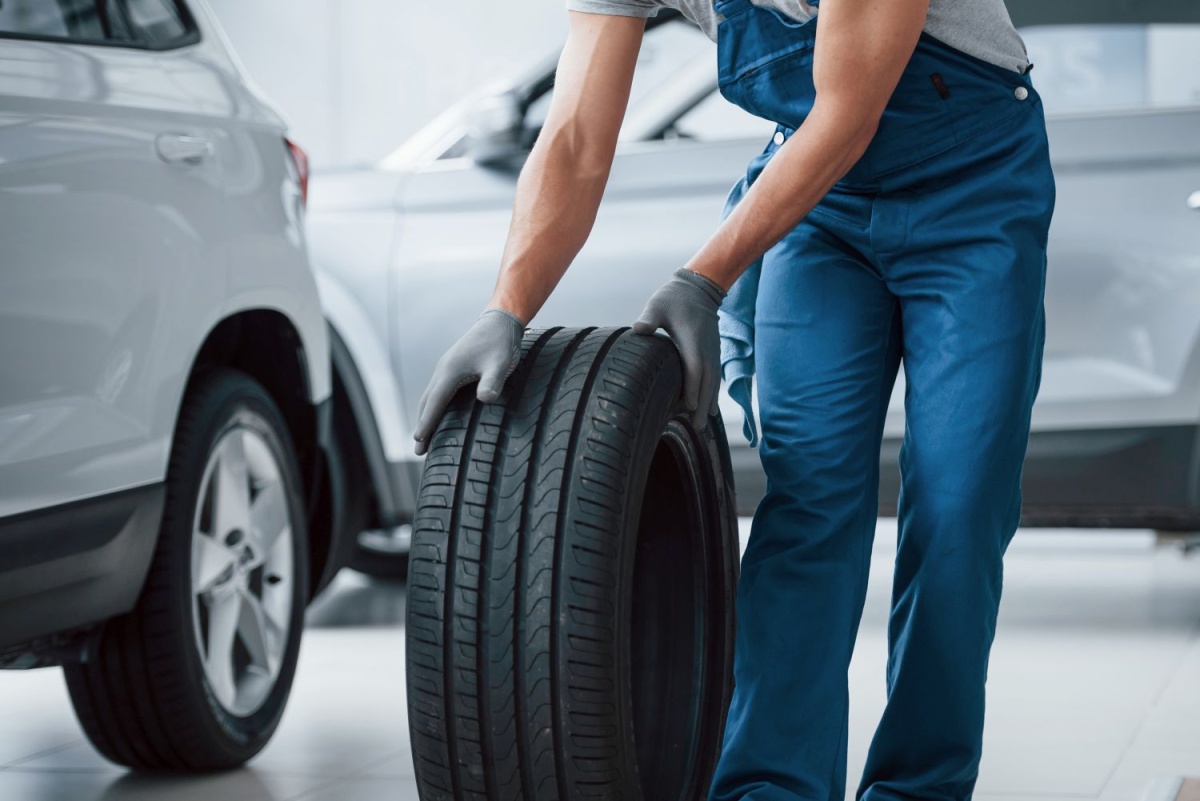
[286,138,309,208]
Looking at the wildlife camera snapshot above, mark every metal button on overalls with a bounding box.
[709,1,1056,800]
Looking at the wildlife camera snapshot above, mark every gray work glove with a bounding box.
[412,308,524,456]
[632,267,727,429]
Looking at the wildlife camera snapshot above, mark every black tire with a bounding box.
[406,327,739,801]
[64,369,310,772]
[347,531,410,581]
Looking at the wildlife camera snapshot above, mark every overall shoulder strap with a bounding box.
[713,0,755,16]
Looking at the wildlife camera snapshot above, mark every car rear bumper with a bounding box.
[0,484,163,657]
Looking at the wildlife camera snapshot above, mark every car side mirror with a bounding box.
[463,91,526,166]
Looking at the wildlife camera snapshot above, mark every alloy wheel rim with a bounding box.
[191,423,294,717]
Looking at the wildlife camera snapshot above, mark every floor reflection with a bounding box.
[1,529,1198,801]
[305,570,407,629]
[97,770,281,801]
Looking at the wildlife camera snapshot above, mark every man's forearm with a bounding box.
[483,11,643,324]
[486,126,612,325]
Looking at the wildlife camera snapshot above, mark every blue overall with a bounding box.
[708,1,1056,800]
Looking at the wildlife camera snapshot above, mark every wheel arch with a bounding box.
[182,309,339,599]
[328,323,410,527]
[317,267,417,525]
[315,272,412,464]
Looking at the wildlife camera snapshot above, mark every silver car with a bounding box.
[0,0,346,773]
[310,2,1200,577]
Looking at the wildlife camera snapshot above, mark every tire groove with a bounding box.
[444,398,484,799]
[551,328,624,801]
[480,328,554,801]
[516,328,591,800]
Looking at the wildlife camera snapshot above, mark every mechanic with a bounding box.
[412,0,1055,797]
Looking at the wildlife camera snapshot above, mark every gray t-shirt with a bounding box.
[566,0,1030,73]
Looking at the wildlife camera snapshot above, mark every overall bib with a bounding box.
[708,1,1056,800]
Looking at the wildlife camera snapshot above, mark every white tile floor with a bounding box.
[1,520,1198,801]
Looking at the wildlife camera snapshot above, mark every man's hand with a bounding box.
[633,268,726,429]
[412,309,524,455]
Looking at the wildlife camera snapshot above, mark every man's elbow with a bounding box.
[812,96,882,170]
[537,119,617,184]
[846,116,879,164]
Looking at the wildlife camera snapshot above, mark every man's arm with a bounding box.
[411,11,643,452]
[684,0,930,290]
[486,11,646,324]
[414,1,929,448]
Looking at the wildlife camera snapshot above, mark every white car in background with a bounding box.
[0,0,350,773]
[311,2,1200,578]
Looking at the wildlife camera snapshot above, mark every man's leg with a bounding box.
[710,201,902,801]
[857,147,1052,800]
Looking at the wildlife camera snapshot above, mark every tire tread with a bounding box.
[407,328,737,801]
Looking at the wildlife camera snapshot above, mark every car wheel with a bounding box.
[64,369,309,772]
[407,327,739,801]
[348,527,410,581]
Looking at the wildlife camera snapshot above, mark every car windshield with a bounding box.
[425,18,712,160]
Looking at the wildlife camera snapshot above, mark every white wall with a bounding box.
[207,0,568,167]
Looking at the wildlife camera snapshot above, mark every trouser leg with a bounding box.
[710,205,901,801]
[857,133,1053,801]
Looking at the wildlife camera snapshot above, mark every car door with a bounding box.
[391,21,774,436]
[1017,21,1200,438]
[0,0,224,518]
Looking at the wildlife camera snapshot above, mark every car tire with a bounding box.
[406,327,739,801]
[64,369,309,772]
[347,530,409,581]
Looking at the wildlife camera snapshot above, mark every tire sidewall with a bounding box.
[606,333,736,799]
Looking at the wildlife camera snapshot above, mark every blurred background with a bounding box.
[2,2,1200,801]
[209,4,1200,168]
[208,0,568,168]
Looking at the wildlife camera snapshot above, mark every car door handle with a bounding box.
[1188,191,1200,211]
[156,133,213,165]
